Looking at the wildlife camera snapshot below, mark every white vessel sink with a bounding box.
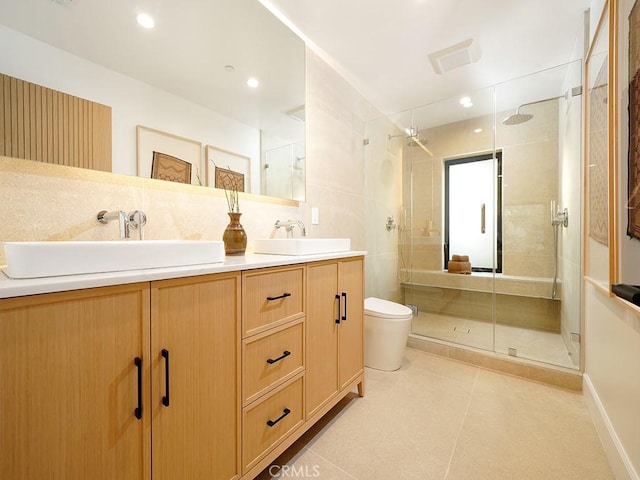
[253,238,351,256]
[2,240,225,279]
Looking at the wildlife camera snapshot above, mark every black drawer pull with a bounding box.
[341,292,348,321]
[335,294,341,324]
[267,350,291,364]
[161,349,170,407]
[267,292,292,301]
[134,357,143,420]
[266,408,291,427]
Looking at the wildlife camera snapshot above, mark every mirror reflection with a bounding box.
[0,0,305,201]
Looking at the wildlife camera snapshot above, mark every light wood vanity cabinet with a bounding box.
[0,283,150,480]
[306,257,365,420]
[0,255,364,480]
[240,266,306,475]
[0,274,241,480]
[150,273,241,480]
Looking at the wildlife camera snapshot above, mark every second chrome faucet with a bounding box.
[97,210,147,240]
[270,219,306,238]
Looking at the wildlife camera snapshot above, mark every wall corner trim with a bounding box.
[583,373,639,480]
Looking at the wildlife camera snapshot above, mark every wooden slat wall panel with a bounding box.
[0,73,112,171]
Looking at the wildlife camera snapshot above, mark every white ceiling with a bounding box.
[1,0,591,130]
[265,0,591,115]
[0,0,305,134]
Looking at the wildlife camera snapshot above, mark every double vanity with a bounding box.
[0,241,365,480]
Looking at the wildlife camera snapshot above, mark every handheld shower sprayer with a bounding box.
[550,200,568,227]
[550,201,569,300]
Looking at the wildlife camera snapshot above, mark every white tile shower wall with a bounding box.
[304,49,374,252]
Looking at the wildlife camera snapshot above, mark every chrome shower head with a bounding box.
[502,91,577,126]
[502,112,534,125]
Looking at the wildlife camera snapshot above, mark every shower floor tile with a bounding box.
[411,312,577,369]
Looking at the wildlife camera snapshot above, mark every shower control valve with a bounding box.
[386,217,396,232]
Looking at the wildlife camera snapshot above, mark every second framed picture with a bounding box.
[205,146,252,193]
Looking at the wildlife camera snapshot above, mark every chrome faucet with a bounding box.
[97,210,147,239]
[97,210,129,239]
[270,219,306,238]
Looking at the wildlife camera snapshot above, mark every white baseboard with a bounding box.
[583,374,639,480]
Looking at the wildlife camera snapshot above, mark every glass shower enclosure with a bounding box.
[378,61,583,370]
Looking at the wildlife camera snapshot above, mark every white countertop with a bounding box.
[0,251,366,299]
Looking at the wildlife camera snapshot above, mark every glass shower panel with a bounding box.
[402,85,497,352]
[262,142,305,201]
[365,60,583,370]
[494,61,582,369]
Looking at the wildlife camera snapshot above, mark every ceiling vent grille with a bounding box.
[286,105,306,122]
[428,39,480,75]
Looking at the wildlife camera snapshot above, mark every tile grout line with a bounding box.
[443,367,480,480]
[288,440,359,480]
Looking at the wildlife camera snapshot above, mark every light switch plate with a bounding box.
[311,207,319,225]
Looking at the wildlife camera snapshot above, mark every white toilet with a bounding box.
[364,297,413,371]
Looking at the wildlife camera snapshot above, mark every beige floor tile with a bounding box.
[295,350,478,479]
[445,369,614,480]
[256,350,612,480]
[256,442,357,480]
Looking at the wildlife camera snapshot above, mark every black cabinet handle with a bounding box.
[267,350,291,364]
[266,408,291,427]
[134,357,143,420]
[161,349,170,407]
[335,294,341,324]
[341,292,347,321]
[267,292,292,301]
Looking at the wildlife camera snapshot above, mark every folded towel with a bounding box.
[447,261,471,274]
[451,254,469,262]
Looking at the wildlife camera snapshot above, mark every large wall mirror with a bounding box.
[0,0,305,202]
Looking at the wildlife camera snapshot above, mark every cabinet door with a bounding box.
[338,258,364,390]
[151,273,240,480]
[305,261,339,418]
[0,284,150,480]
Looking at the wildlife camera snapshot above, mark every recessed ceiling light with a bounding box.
[474,128,483,133]
[247,77,260,88]
[460,96,473,108]
[137,13,155,29]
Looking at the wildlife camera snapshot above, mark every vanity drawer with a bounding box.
[242,375,304,472]
[242,266,304,337]
[243,320,304,405]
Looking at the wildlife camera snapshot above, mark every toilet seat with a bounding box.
[364,297,413,320]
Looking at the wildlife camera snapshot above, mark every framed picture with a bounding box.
[214,166,245,192]
[628,0,640,240]
[584,0,617,291]
[151,151,192,184]
[205,145,251,192]
[137,126,203,185]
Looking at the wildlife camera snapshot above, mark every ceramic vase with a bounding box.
[223,212,247,255]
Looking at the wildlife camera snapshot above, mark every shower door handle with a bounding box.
[481,203,486,234]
